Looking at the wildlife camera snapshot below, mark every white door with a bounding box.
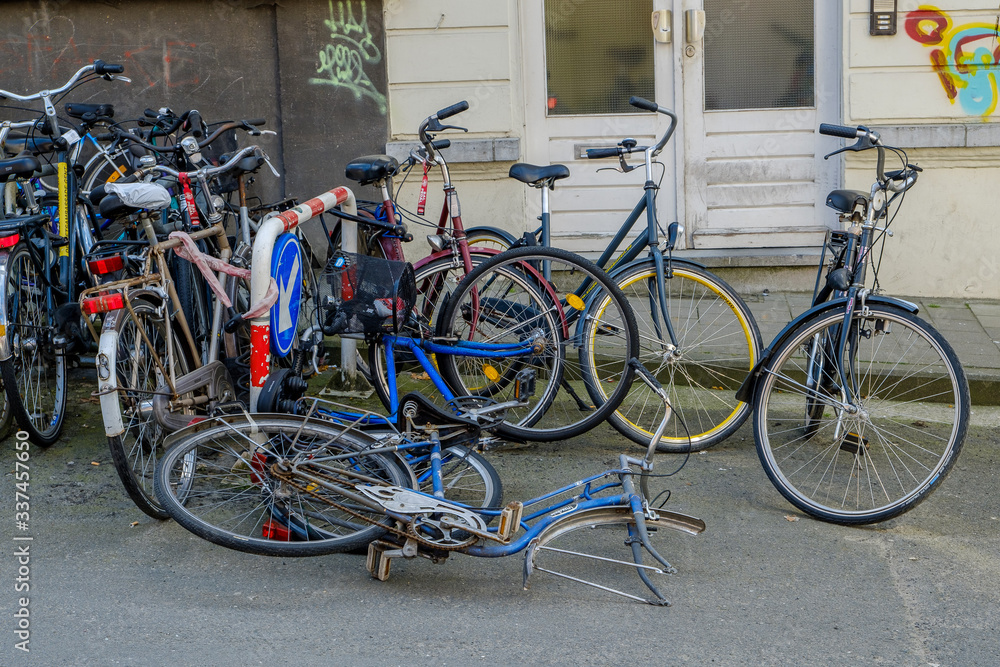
[680,0,840,249]
[520,0,678,256]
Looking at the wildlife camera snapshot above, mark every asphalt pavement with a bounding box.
[1,291,998,666]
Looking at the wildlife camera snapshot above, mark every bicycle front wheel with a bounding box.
[753,303,969,524]
[0,244,67,446]
[103,299,191,519]
[598,259,761,452]
[154,416,413,556]
[438,246,638,442]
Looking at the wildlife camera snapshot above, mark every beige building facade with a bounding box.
[380,0,1000,299]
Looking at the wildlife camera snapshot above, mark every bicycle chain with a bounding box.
[270,461,474,551]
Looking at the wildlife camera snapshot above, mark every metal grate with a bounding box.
[544,0,655,116]
[703,0,814,111]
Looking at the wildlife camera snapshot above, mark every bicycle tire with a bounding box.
[752,303,969,524]
[463,226,517,252]
[153,416,412,556]
[438,246,639,442]
[0,243,67,447]
[593,259,761,452]
[103,299,192,519]
[0,379,13,441]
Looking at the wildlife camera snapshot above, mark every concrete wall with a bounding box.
[843,0,1000,298]
[0,0,389,208]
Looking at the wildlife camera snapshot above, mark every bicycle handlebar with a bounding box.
[135,145,264,180]
[0,60,125,102]
[818,123,863,139]
[586,97,678,163]
[436,100,469,121]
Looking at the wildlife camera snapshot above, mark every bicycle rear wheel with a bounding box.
[752,303,969,524]
[154,416,412,556]
[0,243,66,446]
[596,259,761,452]
[438,246,638,442]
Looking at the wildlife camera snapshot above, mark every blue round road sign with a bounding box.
[269,233,302,357]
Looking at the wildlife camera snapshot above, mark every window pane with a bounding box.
[545,0,654,115]
[704,0,814,111]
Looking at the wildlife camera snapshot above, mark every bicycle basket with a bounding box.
[319,252,416,336]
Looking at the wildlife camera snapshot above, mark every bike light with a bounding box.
[0,233,19,249]
[87,253,125,275]
[426,234,449,252]
[81,292,124,315]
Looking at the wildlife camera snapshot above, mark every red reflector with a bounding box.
[81,292,124,315]
[262,520,291,541]
[88,254,125,275]
[0,233,19,249]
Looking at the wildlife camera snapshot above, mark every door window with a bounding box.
[544,0,655,115]
[703,0,814,110]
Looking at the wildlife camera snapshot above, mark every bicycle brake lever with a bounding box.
[823,134,879,160]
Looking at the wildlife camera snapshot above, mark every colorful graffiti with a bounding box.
[309,0,387,115]
[905,6,1000,116]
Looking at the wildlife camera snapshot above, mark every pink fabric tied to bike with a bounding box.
[167,231,278,319]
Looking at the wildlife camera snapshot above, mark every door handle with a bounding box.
[685,9,706,43]
[651,10,672,44]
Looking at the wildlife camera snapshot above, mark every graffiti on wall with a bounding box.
[309,0,387,115]
[904,6,1000,116]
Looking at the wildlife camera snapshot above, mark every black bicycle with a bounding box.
[738,123,969,525]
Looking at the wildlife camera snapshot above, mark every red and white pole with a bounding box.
[249,186,357,410]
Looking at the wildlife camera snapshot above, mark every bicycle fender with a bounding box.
[604,255,707,283]
[0,250,12,361]
[735,295,920,403]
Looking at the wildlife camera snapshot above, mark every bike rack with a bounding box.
[249,185,358,411]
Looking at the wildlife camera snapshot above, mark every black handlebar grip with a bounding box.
[819,123,860,139]
[629,96,659,113]
[186,110,204,138]
[244,118,267,127]
[436,101,469,120]
[94,60,125,75]
[431,139,451,150]
[586,147,620,159]
[94,132,116,142]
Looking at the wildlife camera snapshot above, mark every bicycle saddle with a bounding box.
[345,154,400,186]
[825,189,868,214]
[508,163,570,188]
[65,102,115,121]
[0,153,41,182]
[97,182,172,218]
[3,134,55,156]
[397,391,481,447]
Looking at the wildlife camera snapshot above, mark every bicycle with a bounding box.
[464,97,762,452]
[153,361,704,605]
[82,145,277,518]
[736,123,969,524]
[0,60,130,445]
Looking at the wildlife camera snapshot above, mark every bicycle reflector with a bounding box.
[87,253,125,275]
[81,292,124,315]
[0,233,19,249]
[262,520,291,542]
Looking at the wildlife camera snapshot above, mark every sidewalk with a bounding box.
[744,291,1000,404]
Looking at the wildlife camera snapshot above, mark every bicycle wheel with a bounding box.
[103,299,191,519]
[596,259,761,452]
[406,444,502,509]
[367,252,492,409]
[0,244,67,446]
[0,379,13,441]
[752,303,969,524]
[154,416,412,556]
[438,246,639,442]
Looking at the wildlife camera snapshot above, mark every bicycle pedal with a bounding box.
[498,501,524,543]
[366,540,394,581]
[840,432,869,456]
[514,369,535,401]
